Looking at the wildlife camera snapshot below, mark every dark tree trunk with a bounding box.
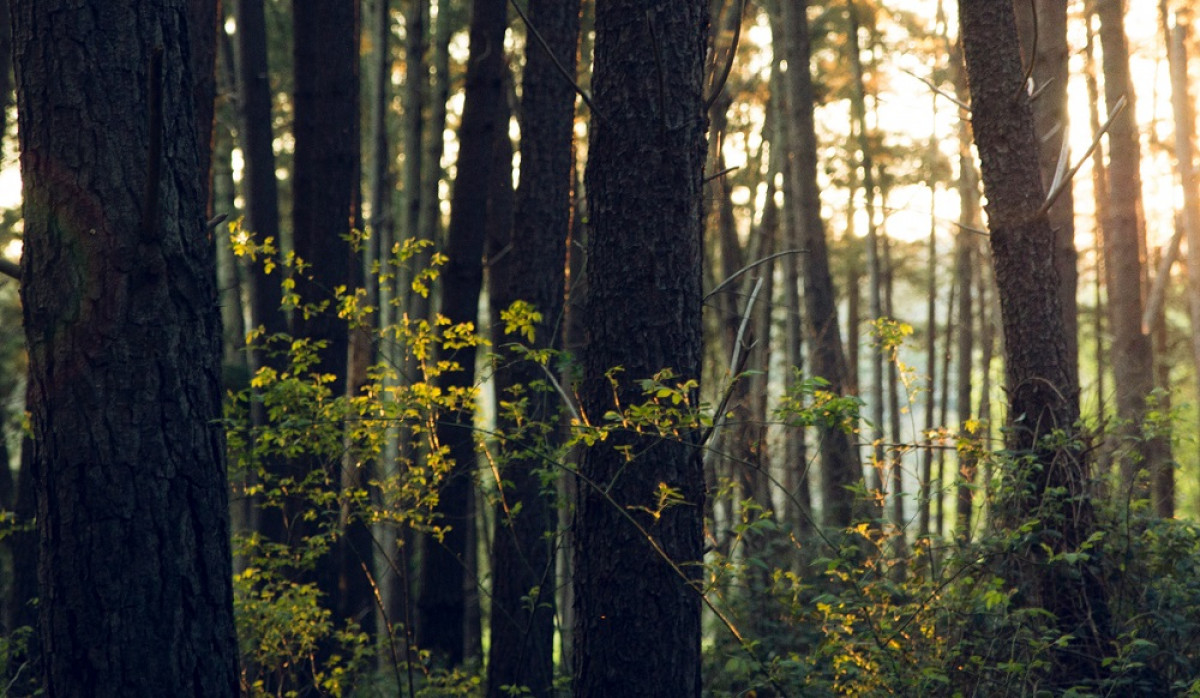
[291,0,373,633]
[958,0,1113,687]
[13,1,239,693]
[484,0,579,694]
[781,0,861,529]
[572,0,708,695]
[417,0,508,666]
[233,0,285,339]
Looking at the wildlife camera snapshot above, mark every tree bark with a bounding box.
[572,1,708,694]
[1014,0,1077,388]
[958,0,1113,686]
[417,0,508,666]
[14,0,239,693]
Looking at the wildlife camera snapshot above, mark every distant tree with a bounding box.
[484,0,579,694]
[572,0,708,694]
[13,0,239,693]
[1096,0,1170,493]
[291,0,373,633]
[417,0,509,666]
[958,0,1113,686]
[780,0,862,529]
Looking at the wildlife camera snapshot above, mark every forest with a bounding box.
[4,0,1200,695]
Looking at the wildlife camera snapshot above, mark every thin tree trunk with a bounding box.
[1084,4,1110,438]
[782,0,861,530]
[484,3,579,690]
[418,0,508,666]
[1097,0,1170,493]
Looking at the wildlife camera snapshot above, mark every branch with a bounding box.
[0,257,17,281]
[703,0,749,112]
[704,248,806,302]
[507,0,602,120]
[1038,95,1126,216]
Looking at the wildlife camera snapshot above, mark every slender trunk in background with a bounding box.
[848,0,885,503]
[935,281,956,540]
[1169,15,1198,519]
[882,231,907,568]
[1097,0,1170,493]
[919,91,939,543]
[292,0,372,635]
[573,0,708,693]
[959,0,1114,685]
[412,0,452,324]
[1084,6,1110,439]
[485,2,579,691]
[950,40,978,543]
[766,1,810,536]
[782,0,861,530]
[234,0,285,340]
[418,0,508,666]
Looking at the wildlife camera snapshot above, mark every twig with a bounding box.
[900,67,970,112]
[703,0,749,112]
[0,257,17,281]
[507,0,602,120]
[1038,95,1126,216]
[703,165,739,183]
[704,248,806,302]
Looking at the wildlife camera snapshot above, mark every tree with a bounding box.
[13,0,240,693]
[484,0,580,694]
[780,0,861,529]
[1096,0,1171,492]
[291,0,373,634]
[958,0,1113,685]
[572,0,708,694]
[417,0,509,665]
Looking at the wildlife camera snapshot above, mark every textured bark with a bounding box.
[1014,0,1077,388]
[959,0,1112,685]
[417,0,508,666]
[572,0,708,694]
[484,0,579,694]
[13,1,239,694]
[781,0,861,529]
[1097,0,1170,491]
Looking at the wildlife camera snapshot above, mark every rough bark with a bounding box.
[572,0,708,694]
[959,0,1113,686]
[13,0,239,693]
[417,0,508,666]
[781,0,861,530]
[484,0,579,694]
[1014,0,1077,388]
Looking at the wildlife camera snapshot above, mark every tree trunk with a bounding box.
[958,0,1113,685]
[14,1,239,693]
[1096,0,1170,492]
[781,0,861,530]
[572,1,708,694]
[292,0,373,633]
[234,0,285,340]
[1013,0,1077,388]
[417,0,508,666]
[484,3,579,691]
